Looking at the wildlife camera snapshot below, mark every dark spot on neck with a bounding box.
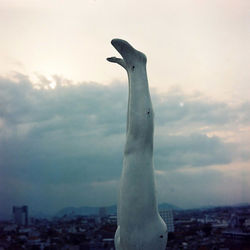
[132,66,135,71]
[160,235,163,238]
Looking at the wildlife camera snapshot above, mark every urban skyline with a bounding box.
[1,203,250,249]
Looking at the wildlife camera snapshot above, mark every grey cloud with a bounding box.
[239,102,250,124]
[154,133,233,169]
[0,73,249,214]
[156,168,232,209]
[0,74,126,188]
[152,89,237,126]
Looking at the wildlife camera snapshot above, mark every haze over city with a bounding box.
[0,0,249,217]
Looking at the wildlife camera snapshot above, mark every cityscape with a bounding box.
[1,1,250,250]
[0,203,250,250]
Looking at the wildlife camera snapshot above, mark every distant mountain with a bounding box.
[232,202,250,208]
[30,210,52,219]
[55,203,180,217]
[197,205,217,210]
[158,203,181,211]
[55,205,117,218]
[195,202,250,211]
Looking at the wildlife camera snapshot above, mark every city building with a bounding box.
[99,207,107,219]
[160,209,175,232]
[12,206,28,226]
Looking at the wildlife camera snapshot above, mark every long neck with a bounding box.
[125,64,154,154]
[121,63,157,223]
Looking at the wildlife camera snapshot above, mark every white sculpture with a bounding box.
[107,39,167,250]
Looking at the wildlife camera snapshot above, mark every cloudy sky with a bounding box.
[0,0,249,216]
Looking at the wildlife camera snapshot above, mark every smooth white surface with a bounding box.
[108,39,167,250]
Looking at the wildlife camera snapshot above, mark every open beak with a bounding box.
[107,38,136,69]
[110,38,134,58]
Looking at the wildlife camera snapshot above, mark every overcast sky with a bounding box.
[0,0,249,216]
